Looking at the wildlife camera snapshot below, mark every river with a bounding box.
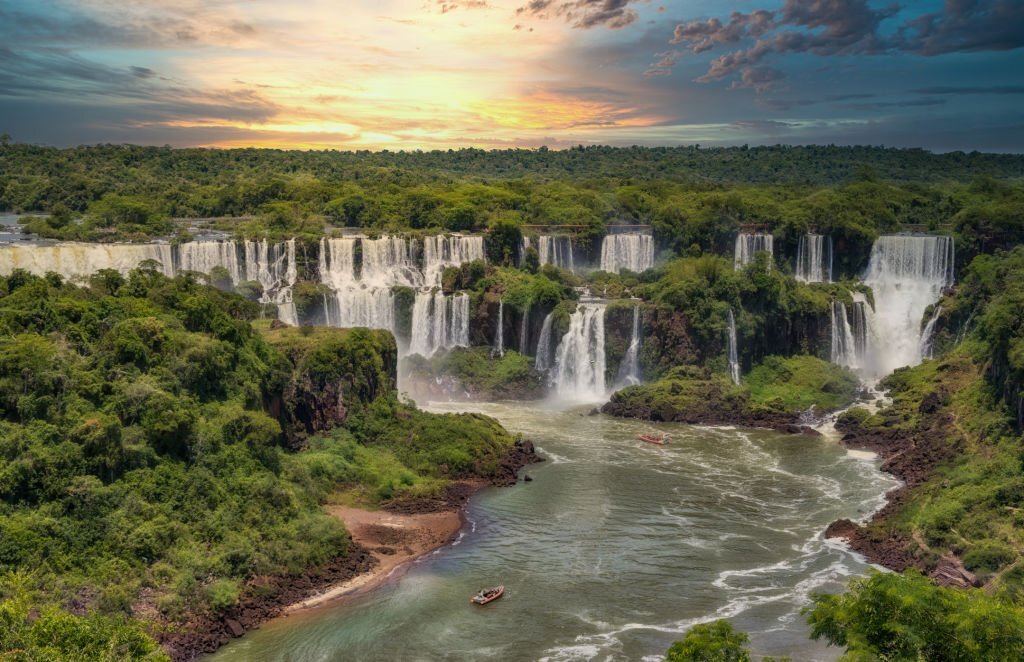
[210,400,897,661]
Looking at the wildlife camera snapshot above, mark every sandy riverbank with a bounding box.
[283,505,463,613]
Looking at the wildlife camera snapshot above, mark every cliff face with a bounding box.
[262,325,398,445]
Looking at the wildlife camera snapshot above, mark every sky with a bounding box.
[1,0,1022,152]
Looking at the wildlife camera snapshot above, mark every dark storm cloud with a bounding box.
[899,0,1024,55]
[516,0,640,30]
[912,85,1024,95]
[666,1,1024,88]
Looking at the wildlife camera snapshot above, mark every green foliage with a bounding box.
[806,570,1024,661]
[745,355,859,414]
[0,269,516,641]
[0,597,168,661]
[665,620,751,662]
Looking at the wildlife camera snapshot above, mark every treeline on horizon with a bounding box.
[3,141,1024,275]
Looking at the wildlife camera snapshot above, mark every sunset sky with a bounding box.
[2,1,1022,151]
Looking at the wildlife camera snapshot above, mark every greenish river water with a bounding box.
[211,401,897,661]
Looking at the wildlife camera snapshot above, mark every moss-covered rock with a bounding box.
[403,347,546,401]
[261,324,398,444]
[603,356,857,431]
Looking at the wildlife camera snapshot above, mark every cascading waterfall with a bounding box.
[796,234,832,283]
[0,242,175,278]
[534,312,554,372]
[615,305,642,388]
[600,233,654,273]
[727,309,741,385]
[519,303,530,355]
[524,235,575,272]
[553,302,607,400]
[919,305,943,360]
[734,233,774,271]
[850,294,871,361]
[423,235,485,287]
[830,300,858,369]
[177,240,243,282]
[863,234,954,379]
[319,236,394,330]
[492,299,505,358]
[409,291,470,357]
[0,239,299,322]
[361,236,421,287]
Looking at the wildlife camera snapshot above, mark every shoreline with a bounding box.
[160,439,541,661]
[281,505,465,614]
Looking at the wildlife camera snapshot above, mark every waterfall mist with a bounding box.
[534,312,554,373]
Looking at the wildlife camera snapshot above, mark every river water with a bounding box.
[211,401,897,661]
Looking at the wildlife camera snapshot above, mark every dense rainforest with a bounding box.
[1,142,1024,659]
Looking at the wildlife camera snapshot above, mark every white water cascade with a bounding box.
[409,291,470,357]
[0,242,175,278]
[863,234,954,379]
[796,234,832,283]
[524,236,575,272]
[615,305,642,388]
[423,235,485,287]
[727,309,741,385]
[318,234,483,345]
[0,239,299,322]
[534,312,554,373]
[919,305,943,361]
[492,299,505,358]
[734,233,774,271]
[552,302,607,400]
[831,300,858,370]
[600,233,654,273]
[519,303,530,354]
[319,236,395,330]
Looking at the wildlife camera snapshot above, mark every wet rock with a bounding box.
[224,618,244,638]
[523,474,533,482]
[824,518,860,541]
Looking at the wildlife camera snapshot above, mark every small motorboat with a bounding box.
[637,433,667,445]
[471,585,504,605]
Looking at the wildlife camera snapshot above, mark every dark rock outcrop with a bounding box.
[262,326,398,446]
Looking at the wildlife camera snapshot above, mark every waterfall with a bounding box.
[423,235,484,287]
[177,240,242,281]
[0,242,175,279]
[492,299,504,358]
[615,305,642,388]
[830,301,858,369]
[796,234,832,283]
[535,312,554,373]
[734,233,774,271]
[519,303,531,355]
[409,291,470,357]
[553,302,607,400]
[319,237,358,288]
[727,309,741,385]
[527,235,575,272]
[863,234,954,378]
[361,236,421,287]
[850,294,871,361]
[323,288,395,330]
[600,233,654,273]
[919,305,943,360]
[0,239,299,322]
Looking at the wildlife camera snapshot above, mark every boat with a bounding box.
[471,585,504,605]
[637,433,667,445]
